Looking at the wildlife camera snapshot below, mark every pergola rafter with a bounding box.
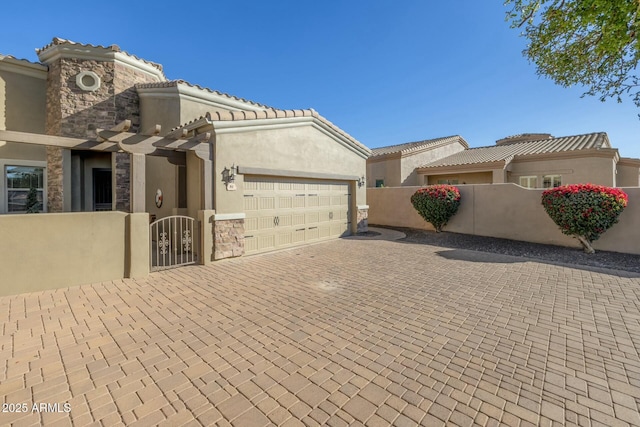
[0,118,214,157]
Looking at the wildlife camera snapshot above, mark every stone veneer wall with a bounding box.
[214,219,245,260]
[357,208,368,233]
[44,57,161,212]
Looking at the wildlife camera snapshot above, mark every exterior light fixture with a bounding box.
[357,175,365,188]
[222,165,238,191]
[222,165,236,184]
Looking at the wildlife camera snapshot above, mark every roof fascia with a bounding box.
[399,139,467,159]
[618,157,640,166]
[37,45,165,81]
[0,57,47,79]
[511,147,618,163]
[137,83,267,112]
[417,160,507,174]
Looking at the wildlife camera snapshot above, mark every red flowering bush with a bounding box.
[541,183,628,253]
[411,185,461,232]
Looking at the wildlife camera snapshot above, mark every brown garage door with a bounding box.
[243,176,351,254]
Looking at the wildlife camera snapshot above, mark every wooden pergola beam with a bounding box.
[0,130,118,151]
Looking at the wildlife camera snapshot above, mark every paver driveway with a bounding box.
[2,235,640,426]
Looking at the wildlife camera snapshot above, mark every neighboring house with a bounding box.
[416,133,640,187]
[367,135,468,187]
[0,38,371,261]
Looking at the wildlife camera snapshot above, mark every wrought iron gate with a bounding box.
[150,215,197,271]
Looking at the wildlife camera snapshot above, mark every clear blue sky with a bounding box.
[3,1,640,158]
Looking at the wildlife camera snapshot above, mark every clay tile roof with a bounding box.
[0,54,45,66]
[171,108,369,153]
[135,80,275,109]
[36,37,164,73]
[371,135,469,157]
[420,132,611,168]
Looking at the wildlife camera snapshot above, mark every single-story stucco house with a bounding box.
[370,132,640,188]
[0,38,371,293]
[366,135,468,187]
[417,133,640,187]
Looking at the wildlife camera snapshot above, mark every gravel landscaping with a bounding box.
[382,226,640,274]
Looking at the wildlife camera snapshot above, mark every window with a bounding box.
[6,166,44,213]
[543,175,562,188]
[375,179,384,188]
[437,179,459,185]
[519,176,537,188]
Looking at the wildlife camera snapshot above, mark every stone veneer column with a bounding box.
[214,218,245,260]
[113,152,131,212]
[42,51,162,213]
[357,206,369,233]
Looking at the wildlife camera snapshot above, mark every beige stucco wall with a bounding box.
[426,172,492,185]
[368,184,640,255]
[215,124,367,217]
[508,155,616,186]
[146,154,180,219]
[400,143,467,186]
[0,65,46,134]
[138,87,268,134]
[0,212,128,295]
[367,158,401,187]
[139,95,181,135]
[617,162,640,187]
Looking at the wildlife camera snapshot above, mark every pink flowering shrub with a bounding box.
[411,185,461,232]
[541,183,628,253]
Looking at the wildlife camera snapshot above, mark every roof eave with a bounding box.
[37,43,165,81]
[417,159,508,174]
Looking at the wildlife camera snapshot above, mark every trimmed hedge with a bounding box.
[411,185,461,232]
[541,183,628,253]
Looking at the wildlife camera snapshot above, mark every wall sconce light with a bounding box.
[357,176,365,188]
[222,165,237,184]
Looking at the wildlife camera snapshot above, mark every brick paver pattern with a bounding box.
[2,238,640,426]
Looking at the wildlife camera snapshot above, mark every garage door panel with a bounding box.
[278,215,292,227]
[245,217,258,232]
[259,182,274,190]
[259,217,275,230]
[259,197,275,210]
[292,213,305,226]
[244,197,258,211]
[306,227,319,240]
[277,232,292,246]
[319,225,331,238]
[258,235,276,251]
[245,236,257,253]
[243,176,351,255]
[293,196,305,208]
[292,229,305,243]
[279,197,293,209]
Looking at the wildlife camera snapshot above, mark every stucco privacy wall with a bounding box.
[0,212,149,296]
[368,185,640,255]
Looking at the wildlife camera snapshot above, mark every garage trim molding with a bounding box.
[237,166,360,182]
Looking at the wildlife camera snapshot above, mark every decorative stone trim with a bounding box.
[357,207,369,233]
[76,71,101,91]
[213,213,246,221]
[214,218,245,260]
